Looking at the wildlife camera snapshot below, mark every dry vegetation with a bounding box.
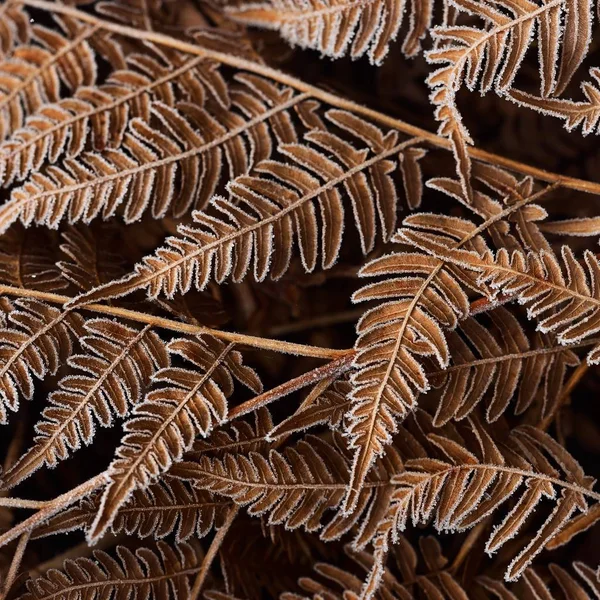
[0,0,598,598]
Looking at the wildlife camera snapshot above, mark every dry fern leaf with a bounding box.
[58,225,126,291]
[20,540,201,600]
[169,434,393,538]
[0,225,68,292]
[268,380,349,439]
[508,68,600,136]
[430,306,580,424]
[0,74,303,230]
[3,319,169,488]
[0,16,97,143]
[69,110,423,305]
[545,502,600,550]
[343,214,489,513]
[35,478,230,543]
[186,405,274,458]
[397,216,600,364]
[386,420,598,581]
[225,0,432,64]
[0,47,230,186]
[0,298,84,424]
[426,0,593,198]
[88,336,261,543]
[0,4,31,59]
[283,536,467,600]
[477,561,600,599]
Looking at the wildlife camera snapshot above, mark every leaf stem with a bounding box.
[17,0,600,196]
[0,284,348,359]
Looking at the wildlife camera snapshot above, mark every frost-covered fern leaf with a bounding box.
[477,561,600,599]
[508,68,600,136]
[20,541,201,600]
[268,380,349,439]
[186,406,274,458]
[283,536,468,600]
[386,421,598,581]
[58,225,126,291]
[88,336,261,543]
[0,48,229,186]
[431,306,580,424]
[426,0,593,199]
[0,74,305,230]
[170,434,393,538]
[0,225,67,292]
[397,216,600,364]
[3,319,168,488]
[70,110,424,305]
[0,298,83,424]
[0,16,97,143]
[35,478,230,543]
[225,0,432,64]
[0,4,31,59]
[343,214,489,513]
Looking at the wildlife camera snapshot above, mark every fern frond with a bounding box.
[21,540,201,600]
[507,68,600,136]
[431,306,580,424]
[169,434,392,537]
[0,225,67,292]
[477,561,600,599]
[0,74,303,230]
[0,50,228,186]
[398,216,600,364]
[88,336,261,544]
[35,478,230,542]
[69,110,422,305]
[0,3,31,59]
[0,17,97,142]
[3,319,169,488]
[0,298,83,424]
[343,214,487,513]
[225,0,432,64]
[386,421,597,581]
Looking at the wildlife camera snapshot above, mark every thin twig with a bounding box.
[0,532,30,600]
[229,351,355,420]
[0,285,348,360]
[0,473,108,549]
[17,0,600,196]
[189,504,239,600]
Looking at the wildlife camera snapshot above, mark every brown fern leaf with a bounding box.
[283,536,468,600]
[430,306,580,424]
[21,540,201,600]
[0,224,67,292]
[58,224,126,291]
[0,298,84,424]
[169,434,392,537]
[69,110,422,305]
[0,17,97,142]
[546,502,600,550]
[397,216,600,364]
[186,405,274,458]
[386,420,598,581]
[477,561,600,599]
[343,216,487,513]
[508,68,600,136]
[426,0,593,198]
[34,478,230,542]
[225,0,432,64]
[0,74,303,230]
[88,336,261,543]
[268,380,349,439]
[3,318,168,488]
[0,3,31,59]
[0,48,229,186]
